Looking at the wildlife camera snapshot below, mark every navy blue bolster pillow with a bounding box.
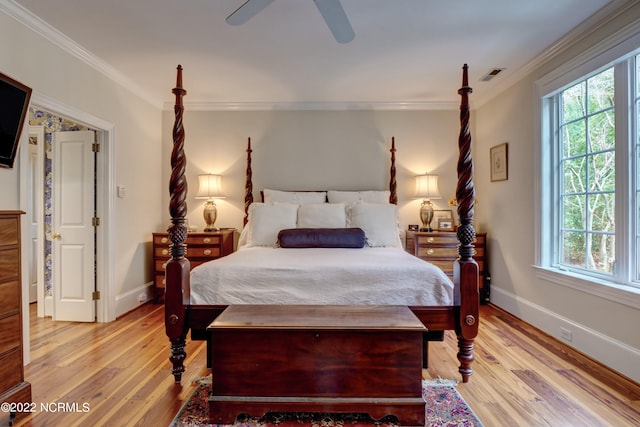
[278,228,366,248]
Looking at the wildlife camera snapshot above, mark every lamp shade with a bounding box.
[195,174,224,199]
[415,174,442,199]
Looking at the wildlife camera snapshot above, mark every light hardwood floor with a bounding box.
[4,303,640,426]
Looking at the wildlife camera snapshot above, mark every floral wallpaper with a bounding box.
[29,108,90,295]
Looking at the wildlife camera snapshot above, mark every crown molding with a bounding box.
[163,100,460,112]
[476,0,638,107]
[2,0,162,109]
[0,1,460,113]
[6,0,635,113]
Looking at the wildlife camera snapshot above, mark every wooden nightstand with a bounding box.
[405,230,490,304]
[152,229,235,302]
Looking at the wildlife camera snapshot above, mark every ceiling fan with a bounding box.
[226,0,355,44]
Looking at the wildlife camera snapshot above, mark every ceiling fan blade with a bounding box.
[226,0,275,25]
[313,0,355,44]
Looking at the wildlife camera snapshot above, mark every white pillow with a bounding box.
[297,203,347,228]
[237,225,250,248]
[246,203,299,247]
[263,189,326,204]
[359,190,391,204]
[326,190,360,204]
[327,190,390,204]
[348,202,402,247]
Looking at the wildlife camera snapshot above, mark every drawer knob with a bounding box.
[161,262,167,269]
[162,249,169,255]
[427,237,435,243]
[161,237,168,243]
[203,238,211,243]
[204,249,212,255]
[427,249,435,255]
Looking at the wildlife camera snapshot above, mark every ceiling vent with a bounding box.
[480,68,505,82]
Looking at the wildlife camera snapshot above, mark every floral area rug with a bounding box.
[169,378,483,427]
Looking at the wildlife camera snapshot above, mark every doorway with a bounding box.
[23,113,97,322]
[18,96,116,364]
[18,96,116,322]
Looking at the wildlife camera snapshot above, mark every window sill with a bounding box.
[533,266,640,310]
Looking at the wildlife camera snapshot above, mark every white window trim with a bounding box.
[533,266,640,310]
[534,19,640,307]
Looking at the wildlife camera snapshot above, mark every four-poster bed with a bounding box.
[164,64,479,385]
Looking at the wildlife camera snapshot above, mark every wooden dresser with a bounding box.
[152,230,235,302]
[0,211,31,424]
[406,230,490,304]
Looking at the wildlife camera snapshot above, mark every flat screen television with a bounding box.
[0,72,32,168]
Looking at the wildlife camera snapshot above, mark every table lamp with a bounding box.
[195,174,225,231]
[415,174,441,232]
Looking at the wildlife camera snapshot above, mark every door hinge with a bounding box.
[92,291,100,301]
[92,217,100,227]
[92,142,100,152]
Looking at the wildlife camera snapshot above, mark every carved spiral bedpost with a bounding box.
[244,137,253,226]
[165,65,190,384]
[389,137,397,205]
[454,64,480,383]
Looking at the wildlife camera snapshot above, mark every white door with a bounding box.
[51,130,96,322]
[27,126,45,316]
[27,142,39,303]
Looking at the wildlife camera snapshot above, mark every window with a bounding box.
[538,48,640,292]
[635,57,640,282]
[559,68,615,275]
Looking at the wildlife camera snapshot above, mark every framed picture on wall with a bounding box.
[490,142,509,181]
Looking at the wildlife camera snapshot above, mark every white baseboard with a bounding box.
[114,282,155,318]
[491,286,640,383]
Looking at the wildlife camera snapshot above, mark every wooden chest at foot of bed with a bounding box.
[207,305,427,426]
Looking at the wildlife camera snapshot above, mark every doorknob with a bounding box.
[52,232,61,239]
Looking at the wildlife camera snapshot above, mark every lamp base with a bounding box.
[203,200,218,232]
[419,199,435,233]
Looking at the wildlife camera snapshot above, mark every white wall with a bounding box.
[10,0,638,386]
[0,8,163,319]
[161,108,471,234]
[475,5,640,382]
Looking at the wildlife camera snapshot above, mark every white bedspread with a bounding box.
[189,247,454,306]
